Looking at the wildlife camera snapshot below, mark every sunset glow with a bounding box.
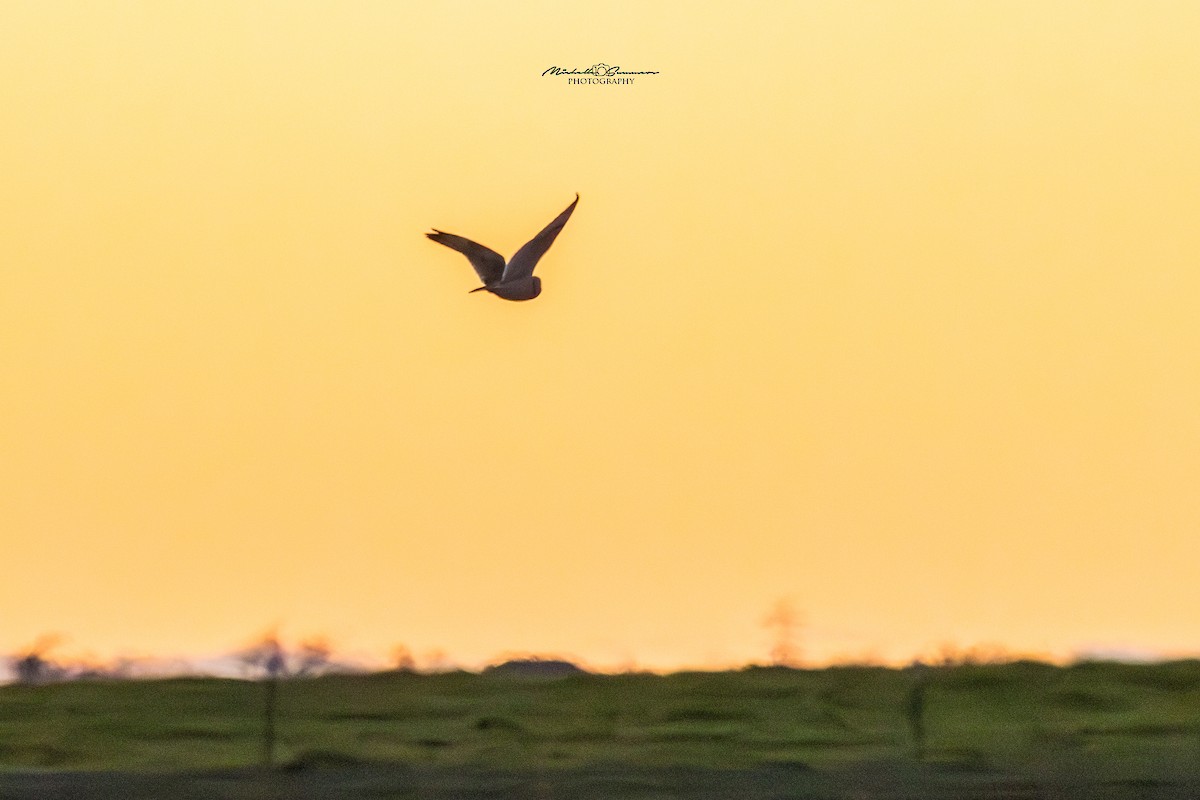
[2,1,1198,671]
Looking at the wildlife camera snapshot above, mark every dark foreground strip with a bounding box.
[0,764,1196,800]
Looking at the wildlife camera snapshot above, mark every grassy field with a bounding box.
[2,661,1200,798]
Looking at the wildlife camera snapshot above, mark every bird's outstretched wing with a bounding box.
[426,231,506,285]
[502,194,579,283]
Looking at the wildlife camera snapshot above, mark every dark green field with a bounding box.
[3,661,1200,798]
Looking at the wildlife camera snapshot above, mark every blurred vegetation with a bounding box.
[1,660,1199,787]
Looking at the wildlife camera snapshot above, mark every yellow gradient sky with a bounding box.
[2,2,1199,670]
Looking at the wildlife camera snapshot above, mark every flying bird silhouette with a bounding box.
[426,194,579,301]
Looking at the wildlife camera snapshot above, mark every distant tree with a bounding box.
[391,644,417,673]
[763,599,803,667]
[10,635,65,685]
[422,648,452,673]
[929,641,1013,668]
[238,633,288,679]
[13,651,49,684]
[293,636,333,677]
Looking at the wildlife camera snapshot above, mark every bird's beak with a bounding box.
[469,286,488,294]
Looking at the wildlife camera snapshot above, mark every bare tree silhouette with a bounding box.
[10,635,65,685]
[391,644,417,673]
[762,599,803,667]
[293,636,333,677]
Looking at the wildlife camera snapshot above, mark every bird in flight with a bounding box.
[426,194,579,301]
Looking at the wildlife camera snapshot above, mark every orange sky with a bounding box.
[2,1,1199,670]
